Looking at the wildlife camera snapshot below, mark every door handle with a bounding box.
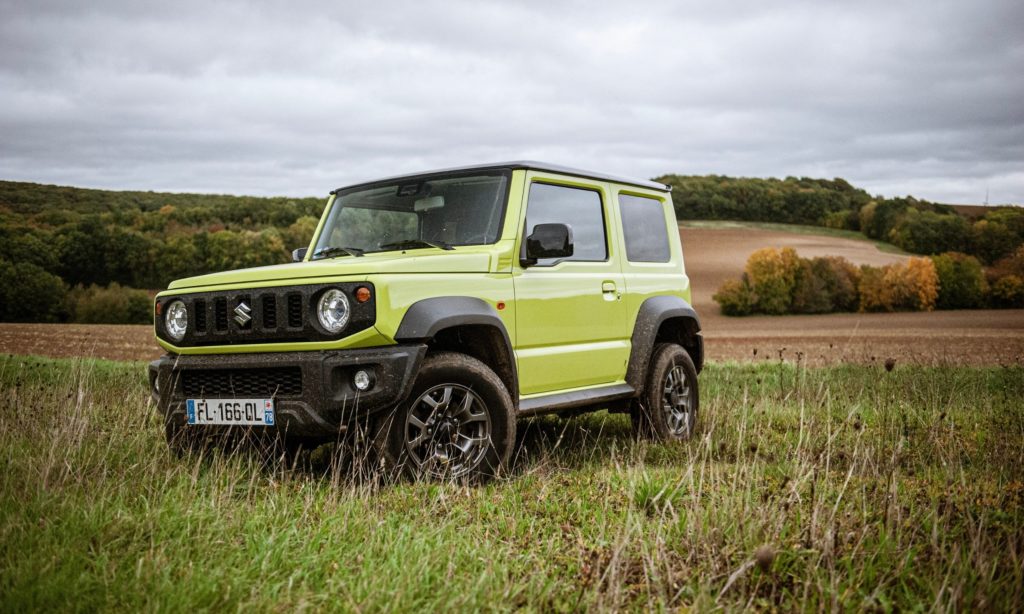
[602,281,621,300]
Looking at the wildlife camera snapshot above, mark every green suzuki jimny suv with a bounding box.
[150,161,702,481]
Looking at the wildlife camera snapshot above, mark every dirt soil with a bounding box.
[681,225,1024,365]
[1,225,1022,366]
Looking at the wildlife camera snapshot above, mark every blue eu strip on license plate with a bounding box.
[186,398,275,426]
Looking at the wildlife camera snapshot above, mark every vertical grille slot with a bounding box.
[287,294,303,328]
[194,299,207,333]
[214,298,228,331]
[262,295,277,329]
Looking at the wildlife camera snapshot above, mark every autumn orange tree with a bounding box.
[716,249,942,315]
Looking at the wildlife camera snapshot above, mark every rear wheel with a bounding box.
[631,343,699,441]
[372,352,515,482]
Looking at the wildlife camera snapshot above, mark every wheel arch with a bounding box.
[626,295,703,392]
[394,297,518,402]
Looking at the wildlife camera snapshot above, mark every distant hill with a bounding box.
[0,179,324,216]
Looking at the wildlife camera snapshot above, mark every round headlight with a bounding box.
[165,300,188,341]
[317,289,350,334]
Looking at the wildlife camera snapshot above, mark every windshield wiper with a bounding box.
[379,239,454,252]
[313,246,364,259]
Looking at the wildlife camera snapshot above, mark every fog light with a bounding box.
[353,369,374,391]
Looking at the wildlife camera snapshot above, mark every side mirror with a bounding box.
[292,247,308,262]
[521,223,573,266]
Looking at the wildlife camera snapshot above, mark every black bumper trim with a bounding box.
[149,345,427,438]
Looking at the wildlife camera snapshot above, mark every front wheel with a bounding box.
[631,343,699,441]
[372,352,515,482]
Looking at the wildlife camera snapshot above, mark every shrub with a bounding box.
[970,219,1018,264]
[791,260,831,314]
[988,245,1024,283]
[931,252,987,309]
[889,209,968,254]
[857,265,889,312]
[67,283,152,324]
[745,247,800,314]
[712,278,756,315]
[902,257,940,311]
[0,260,67,322]
[859,258,938,312]
[810,257,861,312]
[990,275,1024,308]
[822,210,858,231]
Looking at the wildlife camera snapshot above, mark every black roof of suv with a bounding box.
[333,160,671,194]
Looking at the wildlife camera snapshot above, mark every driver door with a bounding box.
[512,174,629,396]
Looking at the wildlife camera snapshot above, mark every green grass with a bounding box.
[680,220,909,255]
[1,355,1022,611]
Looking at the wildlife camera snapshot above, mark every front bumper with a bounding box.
[149,345,427,438]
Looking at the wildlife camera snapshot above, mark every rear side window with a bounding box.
[525,182,607,263]
[619,194,671,263]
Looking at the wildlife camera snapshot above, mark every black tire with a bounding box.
[371,352,515,483]
[631,343,699,441]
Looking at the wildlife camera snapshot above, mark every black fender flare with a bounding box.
[394,296,518,397]
[626,295,703,391]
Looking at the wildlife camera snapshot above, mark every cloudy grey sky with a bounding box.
[1,0,1022,204]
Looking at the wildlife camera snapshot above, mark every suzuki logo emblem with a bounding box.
[233,301,252,326]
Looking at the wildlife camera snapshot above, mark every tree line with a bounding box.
[1,176,1022,323]
[657,174,1024,265]
[0,180,325,323]
[715,246,1024,316]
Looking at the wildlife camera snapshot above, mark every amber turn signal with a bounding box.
[355,286,372,303]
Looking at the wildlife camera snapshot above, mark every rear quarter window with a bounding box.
[619,194,671,263]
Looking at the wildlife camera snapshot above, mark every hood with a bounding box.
[167,250,494,290]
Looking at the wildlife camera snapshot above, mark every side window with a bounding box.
[619,194,671,263]
[525,182,607,264]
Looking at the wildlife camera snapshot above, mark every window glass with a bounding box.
[313,173,509,257]
[525,183,607,264]
[619,194,671,263]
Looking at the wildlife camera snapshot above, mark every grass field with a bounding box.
[1,355,1022,611]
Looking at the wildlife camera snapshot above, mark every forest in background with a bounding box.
[1,176,1022,323]
[657,174,1024,264]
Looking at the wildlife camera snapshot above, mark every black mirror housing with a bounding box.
[522,223,573,266]
[292,247,308,262]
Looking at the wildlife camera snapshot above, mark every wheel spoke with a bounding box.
[456,434,489,453]
[454,389,474,418]
[436,386,453,413]
[660,364,694,436]
[410,430,430,449]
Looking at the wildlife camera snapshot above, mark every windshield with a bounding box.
[312,171,510,258]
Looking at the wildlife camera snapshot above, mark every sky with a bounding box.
[1,0,1022,204]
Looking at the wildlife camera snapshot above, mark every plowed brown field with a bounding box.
[2,225,1022,365]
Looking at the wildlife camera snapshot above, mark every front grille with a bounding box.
[180,367,303,397]
[194,299,207,333]
[287,294,302,328]
[262,295,277,329]
[157,283,375,346]
[214,298,228,331]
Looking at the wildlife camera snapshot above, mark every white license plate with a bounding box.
[186,398,275,426]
